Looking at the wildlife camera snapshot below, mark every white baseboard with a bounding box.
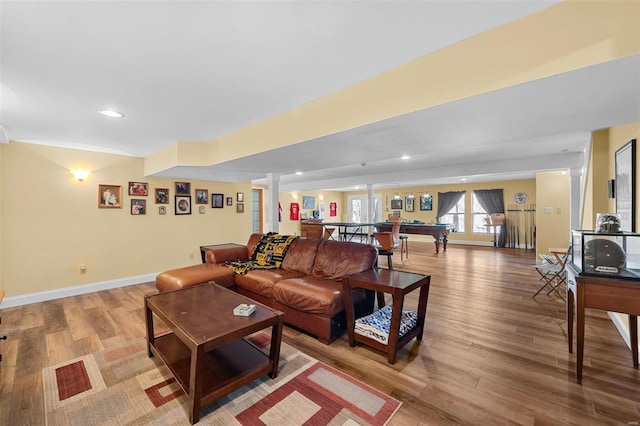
[1,273,157,309]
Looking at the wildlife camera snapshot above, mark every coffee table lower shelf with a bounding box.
[149,333,275,409]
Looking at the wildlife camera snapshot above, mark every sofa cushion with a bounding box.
[281,238,321,275]
[235,269,305,298]
[311,240,377,279]
[273,277,368,318]
[155,263,235,292]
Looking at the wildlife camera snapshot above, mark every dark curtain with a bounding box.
[474,189,506,247]
[436,191,465,223]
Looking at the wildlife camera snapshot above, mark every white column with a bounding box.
[267,173,280,233]
[570,167,582,233]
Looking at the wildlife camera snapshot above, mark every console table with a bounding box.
[566,265,639,384]
[342,269,431,363]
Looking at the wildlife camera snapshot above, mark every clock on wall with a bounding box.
[514,192,528,204]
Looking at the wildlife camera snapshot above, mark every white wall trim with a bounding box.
[0,273,157,309]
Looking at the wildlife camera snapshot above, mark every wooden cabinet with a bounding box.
[300,219,323,238]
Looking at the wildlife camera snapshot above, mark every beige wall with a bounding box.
[1,142,252,298]
[535,171,572,254]
[278,190,344,236]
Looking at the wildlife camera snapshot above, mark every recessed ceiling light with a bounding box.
[401,155,410,160]
[295,171,303,175]
[98,110,124,118]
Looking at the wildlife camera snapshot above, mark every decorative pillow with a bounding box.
[354,306,418,345]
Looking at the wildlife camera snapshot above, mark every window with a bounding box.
[439,194,465,232]
[472,192,491,234]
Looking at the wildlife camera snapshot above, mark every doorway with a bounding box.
[347,194,382,223]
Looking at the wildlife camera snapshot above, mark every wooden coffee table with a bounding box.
[145,283,284,424]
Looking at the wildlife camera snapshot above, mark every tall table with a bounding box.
[145,283,284,423]
[342,269,431,364]
[566,265,639,384]
[320,222,375,242]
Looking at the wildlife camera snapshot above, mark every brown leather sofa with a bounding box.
[155,234,378,343]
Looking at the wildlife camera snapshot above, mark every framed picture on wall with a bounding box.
[420,195,433,211]
[237,203,245,213]
[175,195,191,215]
[131,199,146,215]
[302,196,315,210]
[237,192,244,202]
[98,184,122,208]
[226,196,233,206]
[390,198,402,210]
[405,197,414,212]
[128,181,148,196]
[195,189,208,204]
[175,182,191,195]
[155,188,169,204]
[615,139,636,232]
[211,193,224,208]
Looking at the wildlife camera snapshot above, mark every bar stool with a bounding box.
[399,234,409,260]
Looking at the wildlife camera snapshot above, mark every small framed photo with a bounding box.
[199,205,206,214]
[237,192,244,202]
[128,181,148,196]
[393,210,401,217]
[175,195,191,215]
[226,196,233,206]
[195,189,208,204]
[211,193,224,208]
[155,188,169,204]
[237,202,245,213]
[159,206,166,215]
[420,195,433,211]
[98,184,122,208]
[175,182,191,195]
[131,199,146,215]
[405,197,414,212]
[390,198,402,210]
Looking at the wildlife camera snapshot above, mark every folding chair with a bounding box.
[533,246,571,298]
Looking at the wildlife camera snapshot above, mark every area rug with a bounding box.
[42,334,401,425]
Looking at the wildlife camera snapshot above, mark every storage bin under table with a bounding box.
[342,269,431,364]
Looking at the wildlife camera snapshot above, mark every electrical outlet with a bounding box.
[80,264,87,274]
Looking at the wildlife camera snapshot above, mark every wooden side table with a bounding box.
[342,269,431,364]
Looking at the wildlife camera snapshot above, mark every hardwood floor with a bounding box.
[0,243,638,425]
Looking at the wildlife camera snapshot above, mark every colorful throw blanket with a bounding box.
[225,233,297,275]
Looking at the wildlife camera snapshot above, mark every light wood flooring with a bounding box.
[0,243,638,425]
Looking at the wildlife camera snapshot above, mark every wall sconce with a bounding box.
[71,168,90,181]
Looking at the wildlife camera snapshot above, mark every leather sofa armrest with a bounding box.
[205,246,250,264]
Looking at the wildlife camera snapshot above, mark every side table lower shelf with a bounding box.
[149,333,275,407]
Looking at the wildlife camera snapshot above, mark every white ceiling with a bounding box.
[2,1,639,193]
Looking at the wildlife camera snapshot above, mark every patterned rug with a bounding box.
[42,335,401,425]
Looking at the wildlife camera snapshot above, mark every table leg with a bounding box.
[387,294,405,364]
[567,287,574,354]
[270,315,284,378]
[342,279,356,347]
[576,284,585,384]
[631,315,638,369]
[416,279,431,340]
[188,346,204,424]
[443,235,448,251]
[144,297,154,357]
[433,237,440,254]
[376,291,386,309]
